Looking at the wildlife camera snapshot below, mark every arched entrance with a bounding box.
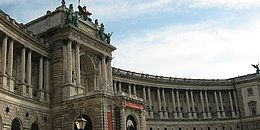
[80,55,95,93]
[126,115,137,130]
[31,122,39,130]
[11,119,21,130]
[74,115,92,130]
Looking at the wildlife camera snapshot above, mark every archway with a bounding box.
[31,122,39,130]
[11,119,21,130]
[74,115,92,130]
[80,55,95,93]
[126,115,137,130]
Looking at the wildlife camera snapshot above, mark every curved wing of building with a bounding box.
[0,2,259,130]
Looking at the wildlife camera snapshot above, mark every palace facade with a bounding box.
[0,2,260,130]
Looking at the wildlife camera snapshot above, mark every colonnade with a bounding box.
[0,34,50,102]
[113,80,238,120]
[62,40,114,99]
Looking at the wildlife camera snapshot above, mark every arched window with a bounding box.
[126,115,137,130]
[248,101,257,116]
[31,123,39,130]
[74,115,92,130]
[80,55,95,93]
[11,119,20,130]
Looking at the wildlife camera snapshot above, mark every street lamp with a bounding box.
[75,116,87,130]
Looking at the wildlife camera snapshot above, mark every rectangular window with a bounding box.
[247,88,253,96]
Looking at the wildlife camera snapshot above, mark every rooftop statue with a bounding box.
[99,23,106,41]
[78,5,92,21]
[94,19,99,27]
[61,0,66,6]
[252,63,259,74]
[65,4,78,26]
[105,32,113,44]
[98,23,113,44]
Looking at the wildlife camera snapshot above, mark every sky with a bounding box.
[1,0,260,79]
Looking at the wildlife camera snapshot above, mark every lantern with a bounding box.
[75,116,87,130]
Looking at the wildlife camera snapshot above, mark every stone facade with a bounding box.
[0,3,260,130]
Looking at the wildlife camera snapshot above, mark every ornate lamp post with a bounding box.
[75,116,87,130]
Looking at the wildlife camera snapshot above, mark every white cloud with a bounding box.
[84,0,177,21]
[192,0,260,9]
[82,0,260,22]
[112,18,260,79]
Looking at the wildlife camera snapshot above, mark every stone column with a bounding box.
[27,50,32,98]
[1,36,8,89]
[172,89,178,119]
[190,90,197,118]
[233,90,238,116]
[219,91,226,118]
[143,86,147,103]
[157,88,163,119]
[1,36,7,75]
[38,57,44,102]
[62,44,67,84]
[133,84,136,95]
[214,90,221,118]
[205,91,211,119]
[162,88,168,119]
[75,43,83,94]
[101,56,107,90]
[128,83,132,96]
[44,58,50,103]
[140,110,147,130]
[20,47,27,96]
[107,58,113,91]
[176,89,183,118]
[113,81,117,93]
[97,59,102,90]
[7,38,14,92]
[120,107,126,130]
[148,86,154,118]
[200,90,207,119]
[186,90,192,119]
[229,91,236,117]
[118,81,122,92]
[67,40,72,84]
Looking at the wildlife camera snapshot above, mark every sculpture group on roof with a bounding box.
[98,23,113,44]
[63,0,112,44]
[65,4,78,26]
